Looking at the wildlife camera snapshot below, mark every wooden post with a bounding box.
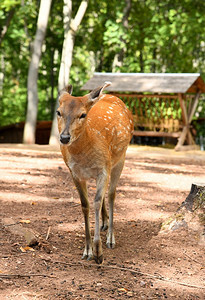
[175,93,189,150]
[188,91,201,123]
[175,92,201,151]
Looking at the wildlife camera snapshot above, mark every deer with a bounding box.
[56,82,134,264]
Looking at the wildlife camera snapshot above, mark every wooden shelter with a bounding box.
[82,73,205,150]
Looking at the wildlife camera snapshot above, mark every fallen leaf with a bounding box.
[24,246,35,252]
[20,220,31,224]
[118,288,128,292]
[20,246,26,253]
[31,202,37,205]
[20,246,35,252]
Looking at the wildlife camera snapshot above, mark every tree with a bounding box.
[0,7,16,47]
[23,0,52,144]
[49,0,89,145]
[1,0,205,143]
[112,0,131,71]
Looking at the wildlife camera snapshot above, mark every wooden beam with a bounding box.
[175,93,197,149]
[175,94,188,149]
[175,126,189,150]
[188,90,201,124]
[114,93,179,99]
[178,93,188,125]
[133,131,181,138]
[187,131,195,145]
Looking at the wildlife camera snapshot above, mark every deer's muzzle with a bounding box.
[60,134,71,144]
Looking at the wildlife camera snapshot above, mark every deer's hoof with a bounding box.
[82,246,93,261]
[100,224,108,232]
[82,254,93,261]
[94,254,103,264]
[106,233,115,248]
[106,242,115,249]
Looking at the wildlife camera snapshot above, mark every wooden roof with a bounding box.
[82,73,205,93]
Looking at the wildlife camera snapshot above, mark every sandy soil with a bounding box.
[0,144,205,299]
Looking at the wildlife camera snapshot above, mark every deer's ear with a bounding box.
[87,81,111,105]
[59,85,73,97]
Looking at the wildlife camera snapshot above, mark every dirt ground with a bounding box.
[0,144,205,300]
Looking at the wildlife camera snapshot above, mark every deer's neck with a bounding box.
[68,124,93,156]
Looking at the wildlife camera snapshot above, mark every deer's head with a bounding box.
[56,82,111,145]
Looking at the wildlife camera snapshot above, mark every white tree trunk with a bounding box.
[49,0,88,145]
[23,0,52,144]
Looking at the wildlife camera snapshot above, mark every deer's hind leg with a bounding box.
[107,155,125,249]
[101,197,108,231]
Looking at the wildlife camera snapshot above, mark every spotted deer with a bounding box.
[56,82,134,264]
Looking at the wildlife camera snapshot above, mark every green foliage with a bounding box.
[1,0,205,141]
[0,0,20,11]
[0,0,37,127]
[0,85,27,126]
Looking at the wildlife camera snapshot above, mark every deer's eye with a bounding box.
[56,110,61,117]
[79,113,87,119]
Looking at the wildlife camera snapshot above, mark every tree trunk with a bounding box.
[0,55,5,98]
[49,0,88,145]
[50,48,55,119]
[112,0,131,71]
[161,183,205,244]
[0,8,15,47]
[23,0,52,144]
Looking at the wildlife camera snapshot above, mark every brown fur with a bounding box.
[57,82,133,263]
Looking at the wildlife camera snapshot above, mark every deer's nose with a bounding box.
[60,134,71,144]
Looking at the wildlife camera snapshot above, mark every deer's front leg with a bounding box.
[93,172,109,264]
[73,178,93,260]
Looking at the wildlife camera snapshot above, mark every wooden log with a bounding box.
[161,183,205,244]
